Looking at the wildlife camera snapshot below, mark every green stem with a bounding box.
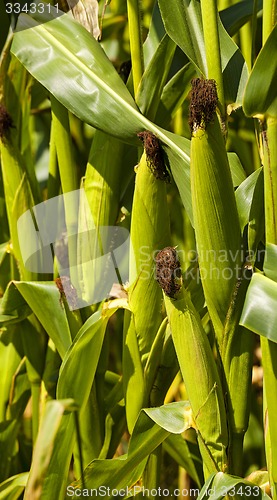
[263,0,277,45]
[50,96,79,285]
[218,0,232,9]
[200,0,225,119]
[220,268,254,477]
[31,383,40,444]
[47,119,60,200]
[240,21,252,71]
[143,446,162,497]
[261,338,277,500]
[261,117,277,500]
[263,118,277,243]
[144,317,168,403]
[127,0,144,98]
[73,412,85,488]
[250,0,258,66]
[259,0,277,473]
[50,96,79,195]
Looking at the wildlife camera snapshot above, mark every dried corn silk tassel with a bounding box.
[137,130,170,182]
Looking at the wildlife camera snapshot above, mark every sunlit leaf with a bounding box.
[0,472,28,500]
[235,168,263,231]
[24,399,76,500]
[14,281,72,358]
[70,402,192,497]
[219,0,262,37]
[243,24,277,118]
[240,273,277,343]
[137,34,176,121]
[11,11,193,220]
[198,471,270,499]
[264,244,277,282]
[228,152,247,187]
[158,0,248,105]
[57,311,107,409]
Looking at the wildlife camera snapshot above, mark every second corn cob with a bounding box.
[190,78,242,343]
[155,247,228,477]
[124,132,171,432]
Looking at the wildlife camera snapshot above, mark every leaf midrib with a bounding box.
[13,15,190,164]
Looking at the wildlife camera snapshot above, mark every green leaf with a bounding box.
[240,273,277,342]
[24,399,77,500]
[157,0,248,105]
[198,471,270,499]
[0,281,32,324]
[0,357,30,482]
[219,0,262,37]
[144,318,167,402]
[70,402,191,497]
[0,326,22,421]
[0,472,29,500]
[143,1,166,66]
[12,12,139,142]
[235,168,263,231]
[57,311,107,409]
[155,62,196,127]
[11,11,193,220]
[0,48,41,207]
[84,132,125,227]
[78,132,127,304]
[0,143,37,280]
[137,34,176,121]
[144,401,191,433]
[147,326,179,408]
[246,470,269,493]
[228,152,247,187]
[264,244,277,282]
[36,302,121,500]
[40,412,75,500]
[247,169,265,264]
[14,281,72,358]
[158,0,207,76]
[162,132,192,222]
[123,312,145,432]
[235,168,264,263]
[163,434,202,487]
[243,24,277,118]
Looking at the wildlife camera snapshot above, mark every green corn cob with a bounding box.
[155,247,228,476]
[189,78,242,343]
[124,132,171,432]
[189,79,253,476]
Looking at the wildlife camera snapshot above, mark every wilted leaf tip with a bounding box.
[155,247,182,298]
[55,276,78,309]
[189,78,218,132]
[137,130,170,183]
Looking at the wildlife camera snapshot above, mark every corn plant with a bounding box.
[0,0,276,499]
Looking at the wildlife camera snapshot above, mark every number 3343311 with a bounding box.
[5,3,59,14]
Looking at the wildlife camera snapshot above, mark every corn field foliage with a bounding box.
[0,0,277,498]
